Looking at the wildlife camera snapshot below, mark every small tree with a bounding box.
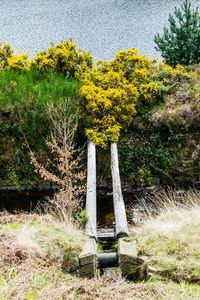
[30,99,85,222]
[154,0,200,66]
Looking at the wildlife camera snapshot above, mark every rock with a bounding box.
[118,238,147,280]
[79,238,97,278]
[147,266,158,276]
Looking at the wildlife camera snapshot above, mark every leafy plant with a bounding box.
[154,0,200,66]
[76,208,88,227]
[0,42,13,68]
[119,133,173,185]
[0,69,81,184]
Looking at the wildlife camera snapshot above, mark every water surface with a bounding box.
[0,0,199,59]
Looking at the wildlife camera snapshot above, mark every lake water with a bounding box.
[0,0,199,60]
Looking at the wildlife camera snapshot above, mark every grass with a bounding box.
[1,190,200,299]
[0,69,80,148]
[0,69,80,108]
[130,189,200,284]
[0,212,86,299]
[0,69,81,185]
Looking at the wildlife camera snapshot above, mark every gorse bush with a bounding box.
[0,39,196,186]
[0,40,93,75]
[155,0,200,66]
[81,49,159,146]
[0,42,13,68]
[80,48,190,147]
[0,42,30,71]
[32,40,93,78]
[0,39,90,185]
[7,54,30,71]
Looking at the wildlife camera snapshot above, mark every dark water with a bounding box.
[1,0,199,60]
[0,190,137,226]
[0,190,54,212]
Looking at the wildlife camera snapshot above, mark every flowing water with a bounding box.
[0,0,199,60]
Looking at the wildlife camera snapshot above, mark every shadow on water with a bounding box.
[97,191,147,227]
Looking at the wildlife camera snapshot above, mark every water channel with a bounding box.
[1,0,199,60]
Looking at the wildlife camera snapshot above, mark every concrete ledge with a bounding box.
[118,238,147,280]
[79,238,97,278]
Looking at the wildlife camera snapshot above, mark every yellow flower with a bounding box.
[7,54,30,71]
[80,48,190,146]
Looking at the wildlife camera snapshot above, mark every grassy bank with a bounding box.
[1,190,200,299]
[0,69,80,186]
[130,189,200,284]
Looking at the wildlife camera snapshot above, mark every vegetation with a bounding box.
[0,40,91,187]
[1,1,200,297]
[0,212,86,299]
[1,191,200,299]
[0,39,199,187]
[130,189,200,284]
[155,0,200,66]
[98,64,200,186]
[32,40,93,78]
[0,40,93,76]
[0,69,80,144]
[30,99,86,220]
[81,49,190,146]
[119,133,173,185]
[0,69,80,186]
[0,38,200,299]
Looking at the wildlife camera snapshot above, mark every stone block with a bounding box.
[79,238,97,278]
[118,238,147,280]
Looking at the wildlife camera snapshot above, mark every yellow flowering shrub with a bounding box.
[7,54,30,72]
[0,42,14,68]
[0,42,30,71]
[32,40,93,78]
[81,48,191,146]
[0,41,192,148]
[81,49,160,146]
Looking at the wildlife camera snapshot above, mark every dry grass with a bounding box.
[130,189,200,284]
[0,212,85,269]
[0,208,200,299]
[1,189,200,299]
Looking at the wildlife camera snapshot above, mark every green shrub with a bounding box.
[0,69,80,147]
[119,133,173,185]
[155,0,200,66]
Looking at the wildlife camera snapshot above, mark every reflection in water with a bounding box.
[0,0,199,60]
